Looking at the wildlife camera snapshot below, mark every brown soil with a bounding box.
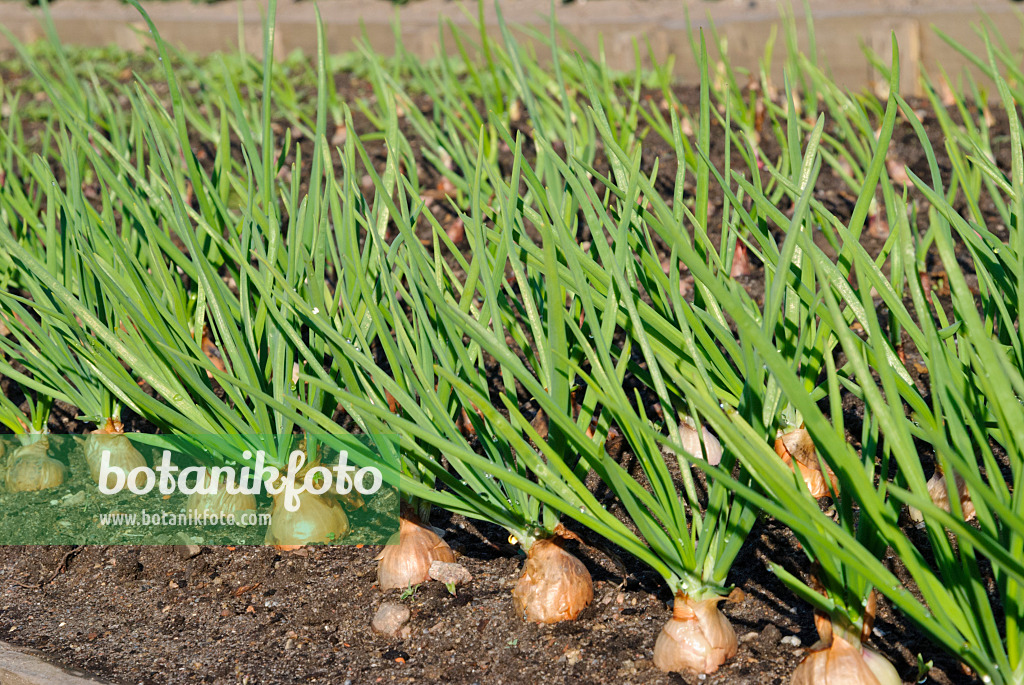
[0,62,998,685]
[0,517,970,685]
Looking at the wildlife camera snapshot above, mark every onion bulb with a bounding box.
[730,238,753,278]
[654,593,737,674]
[792,635,901,685]
[775,427,837,498]
[512,535,593,623]
[676,420,723,466]
[186,471,257,525]
[376,513,455,590]
[909,469,975,523]
[5,439,66,493]
[265,488,349,550]
[84,418,148,490]
[9,437,48,461]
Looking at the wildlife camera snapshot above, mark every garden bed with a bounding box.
[0,67,989,683]
[0,520,968,685]
[0,0,1019,680]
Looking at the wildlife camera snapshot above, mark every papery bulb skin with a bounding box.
[677,422,724,466]
[909,470,976,523]
[186,471,257,526]
[375,514,455,590]
[5,440,65,492]
[730,239,753,278]
[9,438,49,462]
[792,636,901,685]
[866,214,891,239]
[512,536,593,623]
[264,489,349,550]
[653,593,737,674]
[927,471,975,521]
[84,419,147,491]
[862,646,903,685]
[775,427,837,498]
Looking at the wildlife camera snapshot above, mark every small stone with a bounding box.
[781,635,802,648]
[60,491,86,507]
[565,648,581,666]
[175,544,202,559]
[752,623,782,655]
[172,532,202,559]
[428,561,472,587]
[739,631,759,643]
[372,602,411,638]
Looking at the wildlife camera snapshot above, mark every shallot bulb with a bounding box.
[84,418,147,490]
[186,471,257,525]
[654,593,737,674]
[265,488,349,550]
[730,238,753,278]
[376,514,455,590]
[909,469,975,523]
[676,420,723,466]
[512,535,593,623]
[8,437,48,461]
[5,439,65,492]
[791,635,901,685]
[794,599,899,685]
[775,426,837,498]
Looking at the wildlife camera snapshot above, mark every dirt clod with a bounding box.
[429,560,473,586]
[372,601,412,638]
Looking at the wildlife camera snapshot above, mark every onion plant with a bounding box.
[233,89,605,612]
[526,32,920,680]
[653,31,1024,682]
[226,6,680,601]
[275,32,768,670]
[0,392,63,495]
[574,28,908,501]
[506,130,765,670]
[0,139,132,440]
[181,24,760,642]
[0,0,401,546]
[849,33,1024,681]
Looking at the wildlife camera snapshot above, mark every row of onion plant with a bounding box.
[0,2,1022,682]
